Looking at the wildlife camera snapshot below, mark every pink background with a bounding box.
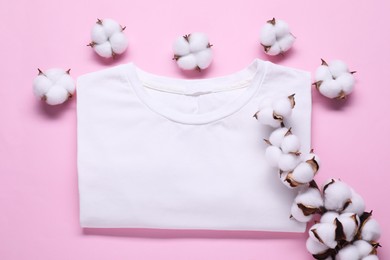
[0,0,389,259]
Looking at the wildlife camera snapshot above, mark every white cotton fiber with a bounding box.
[173,32,213,71]
[315,65,333,82]
[259,18,295,56]
[320,211,340,224]
[362,255,379,260]
[256,107,281,128]
[314,59,356,99]
[259,23,276,46]
[94,41,113,58]
[338,213,360,242]
[318,79,341,99]
[309,223,337,248]
[361,218,381,242]
[195,49,213,69]
[110,32,128,54]
[278,153,299,172]
[272,97,292,118]
[269,127,289,147]
[177,54,198,70]
[173,36,190,56]
[278,34,295,52]
[291,203,313,222]
[336,245,360,260]
[88,18,128,58]
[353,240,374,258]
[342,189,365,216]
[102,18,122,38]
[281,134,300,153]
[323,179,352,211]
[189,32,209,52]
[33,68,75,105]
[291,162,314,183]
[328,60,349,78]
[306,237,330,255]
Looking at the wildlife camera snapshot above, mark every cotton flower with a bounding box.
[309,222,338,248]
[359,211,381,242]
[33,68,75,105]
[88,18,128,58]
[259,18,295,56]
[253,94,295,127]
[291,184,323,222]
[342,189,366,216]
[306,237,330,255]
[336,245,360,260]
[172,32,213,71]
[314,59,356,99]
[323,179,353,211]
[354,240,377,258]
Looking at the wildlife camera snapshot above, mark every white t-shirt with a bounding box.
[76,58,312,231]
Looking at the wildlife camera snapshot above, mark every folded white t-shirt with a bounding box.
[76,58,312,231]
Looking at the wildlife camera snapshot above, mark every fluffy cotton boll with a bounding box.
[361,218,381,242]
[56,75,76,93]
[173,33,213,71]
[45,85,70,105]
[259,23,276,46]
[94,42,113,58]
[278,153,300,172]
[354,240,375,258]
[291,187,323,222]
[291,162,314,183]
[172,36,190,56]
[320,211,340,224]
[266,44,282,56]
[274,19,290,38]
[315,65,333,82]
[336,245,360,260]
[278,34,295,52]
[342,190,365,216]
[362,255,379,260]
[272,97,293,119]
[315,59,356,99]
[291,203,313,222]
[91,24,108,44]
[309,223,337,248]
[88,18,127,58]
[323,179,352,211]
[328,60,349,78]
[188,32,209,52]
[306,237,330,255]
[281,134,300,153]
[33,69,75,105]
[255,107,281,128]
[338,213,360,242]
[336,73,355,95]
[102,18,122,37]
[45,68,67,81]
[269,127,289,147]
[260,18,295,56]
[195,48,213,70]
[265,146,282,167]
[109,32,128,54]
[33,75,52,97]
[176,54,198,70]
[318,79,341,99]
[302,153,321,169]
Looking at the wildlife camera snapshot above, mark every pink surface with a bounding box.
[0,0,389,259]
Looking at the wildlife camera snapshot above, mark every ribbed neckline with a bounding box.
[122,58,269,125]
